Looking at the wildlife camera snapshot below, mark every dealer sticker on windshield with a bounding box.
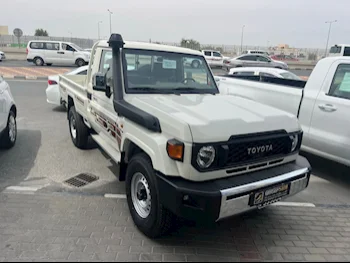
[162,59,177,69]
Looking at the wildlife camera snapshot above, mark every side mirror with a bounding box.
[93,72,106,92]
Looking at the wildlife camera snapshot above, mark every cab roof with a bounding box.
[96,40,203,56]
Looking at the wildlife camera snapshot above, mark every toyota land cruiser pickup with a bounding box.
[59,34,311,238]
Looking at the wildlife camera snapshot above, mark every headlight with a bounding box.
[197,146,216,168]
[290,134,299,152]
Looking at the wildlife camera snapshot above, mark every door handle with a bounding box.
[57,51,65,54]
[318,103,337,112]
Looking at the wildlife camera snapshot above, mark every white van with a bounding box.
[329,44,350,57]
[26,41,91,67]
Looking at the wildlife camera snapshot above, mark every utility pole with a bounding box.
[68,30,72,42]
[108,9,113,35]
[98,21,102,39]
[325,20,337,57]
[240,25,245,54]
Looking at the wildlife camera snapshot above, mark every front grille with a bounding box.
[191,130,300,172]
[225,133,291,166]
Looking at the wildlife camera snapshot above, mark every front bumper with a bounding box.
[156,155,311,222]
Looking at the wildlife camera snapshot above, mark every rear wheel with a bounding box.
[126,153,175,238]
[34,57,44,66]
[68,106,88,149]
[0,111,17,149]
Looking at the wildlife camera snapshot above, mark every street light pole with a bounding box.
[325,20,337,57]
[68,30,72,42]
[98,21,102,40]
[108,9,113,35]
[240,25,245,54]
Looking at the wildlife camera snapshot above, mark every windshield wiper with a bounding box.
[173,87,216,95]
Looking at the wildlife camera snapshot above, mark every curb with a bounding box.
[3,75,48,80]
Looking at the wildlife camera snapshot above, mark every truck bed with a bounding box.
[216,74,305,116]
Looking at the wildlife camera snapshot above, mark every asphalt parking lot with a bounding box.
[1,79,350,262]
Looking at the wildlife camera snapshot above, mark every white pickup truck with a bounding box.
[217,57,350,167]
[59,34,311,238]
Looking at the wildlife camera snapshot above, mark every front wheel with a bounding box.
[0,111,17,149]
[76,59,85,67]
[126,153,175,238]
[68,106,88,149]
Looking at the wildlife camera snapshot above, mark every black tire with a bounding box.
[126,153,175,238]
[76,59,85,67]
[68,106,88,149]
[0,111,17,149]
[46,63,52,66]
[191,60,200,69]
[34,57,44,66]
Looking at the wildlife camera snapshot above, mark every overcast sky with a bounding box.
[2,0,348,48]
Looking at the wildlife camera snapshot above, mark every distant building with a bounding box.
[0,25,9,35]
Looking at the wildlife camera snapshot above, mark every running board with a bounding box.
[91,133,121,164]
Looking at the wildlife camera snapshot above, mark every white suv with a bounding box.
[26,41,90,67]
[0,76,17,149]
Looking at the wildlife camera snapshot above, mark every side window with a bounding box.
[344,47,350,56]
[29,42,44,49]
[65,44,76,52]
[45,43,59,50]
[240,55,256,61]
[98,50,113,90]
[257,56,269,62]
[260,72,275,77]
[204,51,211,56]
[233,71,255,76]
[329,64,350,100]
[212,52,222,57]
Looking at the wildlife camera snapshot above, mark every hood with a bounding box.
[126,94,300,143]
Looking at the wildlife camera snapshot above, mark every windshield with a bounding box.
[120,49,218,94]
[280,72,301,80]
[70,43,83,51]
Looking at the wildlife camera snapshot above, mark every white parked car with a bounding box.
[46,65,88,108]
[0,51,5,61]
[217,56,350,166]
[0,76,17,149]
[224,54,289,71]
[229,67,301,80]
[26,41,90,67]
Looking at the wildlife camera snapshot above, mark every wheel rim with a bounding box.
[131,172,151,219]
[78,60,84,67]
[70,115,77,139]
[36,58,42,66]
[8,115,16,143]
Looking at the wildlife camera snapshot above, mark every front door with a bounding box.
[89,49,121,152]
[60,43,76,65]
[308,63,350,163]
[212,51,223,67]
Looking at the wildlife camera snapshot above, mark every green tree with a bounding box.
[34,28,49,37]
[180,38,200,50]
